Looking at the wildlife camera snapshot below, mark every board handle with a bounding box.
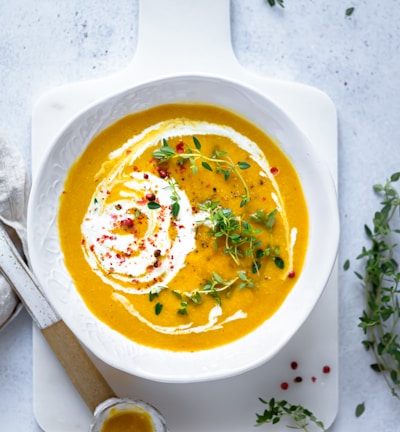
[129,0,239,76]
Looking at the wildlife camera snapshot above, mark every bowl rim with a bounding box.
[27,73,340,382]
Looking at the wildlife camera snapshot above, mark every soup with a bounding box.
[58,104,308,351]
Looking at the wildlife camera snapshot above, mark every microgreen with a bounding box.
[346,7,355,16]
[152,137,251,207]
[356,172,400,399]
[256,398,325,431]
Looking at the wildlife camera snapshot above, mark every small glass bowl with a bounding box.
[90,398,168,432]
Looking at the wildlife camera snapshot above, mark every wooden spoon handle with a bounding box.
[0,222,116,412]
[42,320,116,413]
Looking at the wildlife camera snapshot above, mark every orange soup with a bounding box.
[58,104,308,351]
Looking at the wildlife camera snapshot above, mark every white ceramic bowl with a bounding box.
[27,75,339,383]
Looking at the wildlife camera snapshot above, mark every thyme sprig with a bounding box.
[167,178,180,217]
[173,271,253,315]
[199,200,284,272]
[153,137,251,207]
[356,172,400,399]
[199,200,263,267]
[256,398,325,431]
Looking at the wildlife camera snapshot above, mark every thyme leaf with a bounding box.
[355,402,365,418]
[267,0,285,8]
[357,172,400,399]
[147,201,161,210]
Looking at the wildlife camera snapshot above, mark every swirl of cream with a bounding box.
[81,171,196,294]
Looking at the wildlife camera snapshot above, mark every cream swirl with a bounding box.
[81,171,196,294]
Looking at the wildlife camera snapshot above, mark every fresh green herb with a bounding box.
[346,7,355,16]
[355,402,365,418]
[237,270,255,289]
[147,201,161,210]
[177,301,189,315]
[155,302,163,315]
[267,0,285,8]
[153,137,251,207]
[199,201,264,267]
[174,271,253,314]
[167,178,181,217]
[357,172,400,399]
[343,259,350,271]
[199,272,239,304]
[256,397,325,431]
[251,209,278,233]
[256,245,285,270]
[149,285,167,303]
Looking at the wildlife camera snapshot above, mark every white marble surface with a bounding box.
[1,1,400,431]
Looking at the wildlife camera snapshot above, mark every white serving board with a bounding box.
[31,1,338,431]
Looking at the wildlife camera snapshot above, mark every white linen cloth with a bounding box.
[0,135,30,329]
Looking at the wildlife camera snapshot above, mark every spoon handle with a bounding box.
[41,320,116,413]
[0,222,116,413]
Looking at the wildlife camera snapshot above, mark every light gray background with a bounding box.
[1,1,400,431]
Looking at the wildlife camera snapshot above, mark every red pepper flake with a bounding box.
[290,361,298,370]
[81,239,85,245]
[126,150,131,155]
[270,167,279,176]
[133,165,139,172]
[323,365,331,374]
[288,270,296,279]
[143,173,149,179]
[176,141,185,154]
[90,245,95,252]
[280,382,289,390]
[311,376,317,382]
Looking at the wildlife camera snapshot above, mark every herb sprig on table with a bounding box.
[356,172,400,399]
[256,397,326,431]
